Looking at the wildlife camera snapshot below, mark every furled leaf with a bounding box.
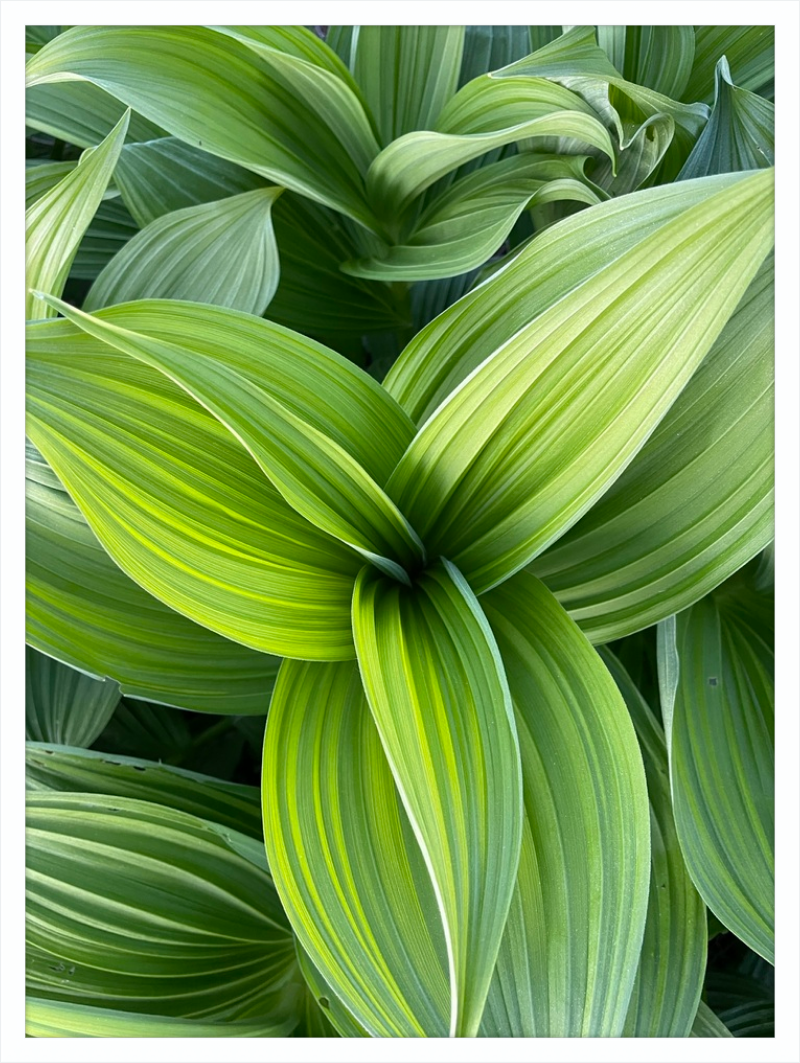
[531,255,774,643]
[26,648,121,747]
[26,440,280,713]
[37,297,423,582]
[599,649,706,1037]
[479,573,650,1035]
[26,743,263,840]
[26,317,362,660]
[353,27,465,145]
[26,26,383,230]
[683,27,774,104]
[387,170,774,595]
[678,58,774,180]
[352,560,522,1036]
[84,188,284,315]
[26,110,128,318]
[690,1001,733,1037]
[658,573,774,962]
[589,113,675,196]
[596,26,695,99]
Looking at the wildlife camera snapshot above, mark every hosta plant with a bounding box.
[24,24,775,1039]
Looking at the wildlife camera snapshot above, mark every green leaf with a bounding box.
[678,58,774,180]
[459,26,533,87]
[690,1000,733,1037]
[387,170,774,595]
[26,110,129,318]
[531,255,774,643]
[26,316,361,661]
[599,649,706,1037]
[27,793,297,1020]
[26,440,280,713]
[26,743,263,841]
[597,26,695,99]
[479,573,650,1035]
[70,196,139,280]
[26,160,79,208]
[658,577,774,962]
[26,26,382,230]
[38,297,423,581]
[352,560,522,1036]
[706,967,774,1037]
[353,27,465,145]
[589,113,676,196]
[84,188,284,315]
[683,27,774,104]
[26,648,121,747]
[263,659,451,1037]
[294,945,370,1038]
[26,78,164,147]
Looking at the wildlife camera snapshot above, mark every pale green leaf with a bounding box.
[26,648,121,747]
[25,160,79,208]
[352,560,522,1036]
[26,78,164,147]
[589,113,675,196]
[684,27,774,104]
[84,188,284,315]
[26,110,129,318]
[387,170,774,595]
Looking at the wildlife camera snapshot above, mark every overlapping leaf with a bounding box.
[26,78,164,147]
[596,26,695,99]
[683,27,774,103]
[25,648,121,747]
[690,1001,733,1037]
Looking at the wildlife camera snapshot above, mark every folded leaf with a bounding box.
[84,188,284,315]
[683,27,774,104]
[596,26,695,99]
[531,255,774,642]
[353,560,522,1036]
[26,109,128,318]
[388,170,774,594]
[26,648,121,747]
[658,574,774,962]
[26,317,361,660]
[479,573,650,1035]
[25,160,78,207]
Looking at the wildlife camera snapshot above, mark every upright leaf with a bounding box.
[26,648,121,747]
[597,26,695,99]
[684,27,774,104]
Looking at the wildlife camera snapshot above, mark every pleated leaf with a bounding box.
[26,648,121,747]
[353,27,465,145]
[70,196,139,280]
[26,317,362,660]
[678,57,774,180]
[26,78,164,147]
[658,576,774,962]
[352,560,522,1036]
[294,945,370,1038]
[478,573,650,1036]
[25,110,128,319]
[25,160,79,208]
[459,26,533,87]
[37,297,422,581]
[531,254,774,643]
[387,169,774,595]
[596,26,695,99]
[27,794,298,1021]
[683,27,774,104]
[84,188,283,315]
[26,26,382,230]
[690,1001,733,1037]
[599,649,706,1037]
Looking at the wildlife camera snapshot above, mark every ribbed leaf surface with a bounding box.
[26,648,121,747]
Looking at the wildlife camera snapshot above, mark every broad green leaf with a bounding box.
[27,794,297,1020]
[352,560,522,1036]
[26,317,362,660]
[26,998,297,1037]
[26,26,383,230]
[678,58,774,180]
[459,26,533,87]
[26,78,164,147]
[658,574,774,961]
[263,659,451,1037]
[479,573,650,1035]
[84,188,284,315]
[26,441,280,713]
[683,27,774,104]
[599,649,706,1037]
[25,160,78,207]
[70,196,139,280]
[531,255,774,643]
[26,26,63,53]
[344,154,602,281]
[26,110,128,318]
[387,170,774,595]
[26,743,263,841]
[211,24,364,92]
[295,945,370,1038]
[26,648,121,747]
[597,26,695,99]
[366,75,614,224]
[690,1000,733,1037]
[353,27,465,145]
[38,297,423,581]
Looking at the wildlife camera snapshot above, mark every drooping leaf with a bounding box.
[352,560,522,1036]
[683,27,775,104]
[25,440,280,713]
[599,649,706,1037]
[37,297,423,582]
[26,317,362,661]
[690,1000,733,1037]
[386,170,773,595]
[26,648,121,747]
[596,26,695,99]
[531,255,774,643]
[26,110,129,318]
[479,573,650,1035]
[658,573,774,962]
[705,969,774,1037]
[26,78,164,147]
[678,57,774,180]
[84,188,284,315]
